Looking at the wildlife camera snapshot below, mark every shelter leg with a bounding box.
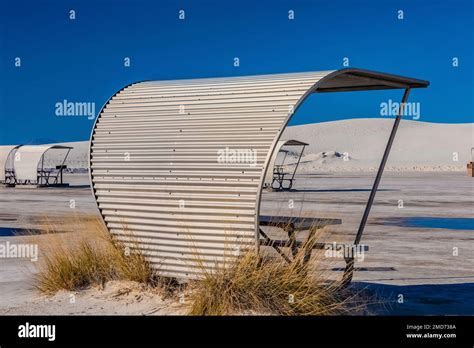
[353,88,411,246]
[341,257,355,287]
[259,229,292,264]
[287,226,298,258]
[56,148,71,184]
[343,88,411,288]
[302,228,317,264]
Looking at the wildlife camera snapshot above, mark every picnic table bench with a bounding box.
[34,165,68,186]
[259,215,368,285]
[37,169,56,185]
[271,167,294,190]
[4,168,16,185]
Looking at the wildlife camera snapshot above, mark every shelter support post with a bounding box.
[40,154,44,185]
[342,88,411,287]
[290,144,306,182]
[55,148,71,184]
[259,229,292,263]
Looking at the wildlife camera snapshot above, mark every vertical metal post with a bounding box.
[291,144,306,181]
[56,149,71,184]
[354,88,410,245]
[281,151,288,166]
[342,88,410,287]
[40,154,44,185]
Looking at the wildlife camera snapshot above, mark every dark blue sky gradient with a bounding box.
[1,0,472,144]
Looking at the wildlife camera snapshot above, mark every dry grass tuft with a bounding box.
[34,215,158,293]
[34,214,367,316]
[188,245,362,316]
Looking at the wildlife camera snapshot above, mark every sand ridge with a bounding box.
[27,119,473,172]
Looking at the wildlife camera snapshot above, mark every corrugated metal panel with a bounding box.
[90,69,429,278]
[0,145,20,182]
[90,71,329,278]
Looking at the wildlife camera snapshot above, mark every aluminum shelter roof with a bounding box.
[0,145,21,182]
[89,68,429,278]
[14,145,73,182]
[282,139,309,146]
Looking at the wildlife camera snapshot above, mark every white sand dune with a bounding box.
[282,118,473,171]
[39,119,473,172]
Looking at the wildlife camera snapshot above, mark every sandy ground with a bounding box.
[0,171,472,315]
[261,171,474,315]
[0,277,186,315]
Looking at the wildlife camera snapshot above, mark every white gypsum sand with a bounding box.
[281,118,473,172]
[38,119,473,172]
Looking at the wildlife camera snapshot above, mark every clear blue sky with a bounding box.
[0,0,472,144]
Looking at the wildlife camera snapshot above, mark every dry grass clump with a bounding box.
[34,215,157,294]
[188,248,360,316]
[34,214,366,316]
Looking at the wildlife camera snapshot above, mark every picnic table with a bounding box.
[271,167,294,190]
[5,169,16,185]
[259,215,368,285]
[37,169,55,185]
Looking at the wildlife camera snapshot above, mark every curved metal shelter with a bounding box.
[0,145,21,183]
[15,145,72,184]
[90,68,429,278]
[264,139,308,190]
